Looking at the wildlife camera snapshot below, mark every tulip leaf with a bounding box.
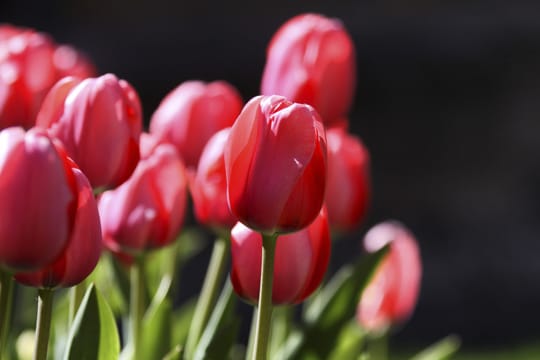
[410,335,461,360]
[285,245,388,359]
[139,286,172,360]
[171,298,196,348]
[327,321,366,360]
[193,280,239,360]
[93,253,130,315]
[62,284,120,360]
[162,345,182,360]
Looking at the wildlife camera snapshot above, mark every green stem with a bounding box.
[269,306,291,358]
[251,233,278,360]
[68,280,86,324]
[368,332,388,360]
[185,236,230,359]
[34,288,54,360]
[246,306,258,359]
[130,256,146,360]
[0,270,14,357]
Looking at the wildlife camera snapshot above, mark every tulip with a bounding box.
[230,207,330,305]
[0,25,95,130]
[189,127,237,230]
[357,221,422,332]
[0,127,78,271]
[225,95,327,234]
[261,13,356,126]
[149,80,243,169]
[325,126,370,231]
[98,134,187,255]
[15,162,102,288]
[36,74,142,189]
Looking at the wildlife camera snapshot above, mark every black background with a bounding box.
[3,0,540,351]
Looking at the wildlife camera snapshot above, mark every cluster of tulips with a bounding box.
[0,13,456,360]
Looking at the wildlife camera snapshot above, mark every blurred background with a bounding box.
[2,0,540,356]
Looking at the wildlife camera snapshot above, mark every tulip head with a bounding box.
[230,207,330,305]
[357,221,422,332]
[225,95,327,234]
[190,127,237,230]
[261,13,356,126]
[98,135,188,255]
[325,126,370,231]
[149,80,243,169]
[0,25,95,130]
[36,74,142,189]
[15,164,102,288]
[0,127,78,271]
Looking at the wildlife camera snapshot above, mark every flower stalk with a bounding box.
[130,255,146,360]
[34,288,54,360]
[185,235,230,358]
[251,232,278,360]
[0,270,13,356]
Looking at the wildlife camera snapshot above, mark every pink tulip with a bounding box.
[0,127,78,271]
[0,24,95,130]
[15,162,102,288]
[225,95,327,234]
[325,126,370,231]
[36,74,142,189]
[98,135,188,255]
[261,13,356,126]
[149,80,243,169]
[357,221,422,332]
[190,127,237,229]
[230,208,330,305]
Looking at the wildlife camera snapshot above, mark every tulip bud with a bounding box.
[36,74,142,189]
[190,127,237,229]
[149,80,243,169]
[325,126,370,231]
[15,163,102,288]
[230,208,330,305]
[225,95,327,234]
[0,25,95,130]
[98,134,188,255]
[0,127,78,271]
[261,13,356,126]
[357,221,422,332]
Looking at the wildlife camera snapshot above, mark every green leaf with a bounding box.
[294,245,389,359]
[62,284,120,360]
[410,335,461,360]
[328,321,366,360]
[193,280,239,360]
[141,297,172,359]
[93,253,130,315]
[171,298,196,348]
[162,345,182,360]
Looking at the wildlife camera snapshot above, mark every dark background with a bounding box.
[3,0,540,352]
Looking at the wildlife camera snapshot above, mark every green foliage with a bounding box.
[193,280,239,360]
[410,335,461,360]
[62,284,120,360]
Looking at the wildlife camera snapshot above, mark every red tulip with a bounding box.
[15,163,102,288]
[36,74,142,189]
[190,127,237,229]
[0,127,78,271]
[261,13,356,126]
[357,221,422,332]
[230,208,330,305]
[149,80,243,169]
[98,135,188,255]
[325,126,370,231]
[225,95,327,234]
[0,24,95,130]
